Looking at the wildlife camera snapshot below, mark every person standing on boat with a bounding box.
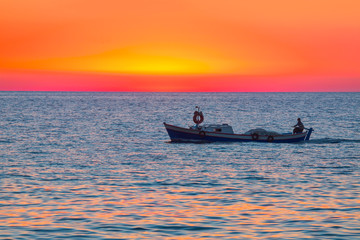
[293,118,304,134]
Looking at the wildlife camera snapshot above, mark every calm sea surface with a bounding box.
[1,92,359,239]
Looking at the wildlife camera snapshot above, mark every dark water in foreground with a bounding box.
[1,92,359,239]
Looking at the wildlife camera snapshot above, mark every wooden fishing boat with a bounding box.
[164,107,313,143]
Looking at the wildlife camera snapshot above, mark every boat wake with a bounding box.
[308,138,360,144]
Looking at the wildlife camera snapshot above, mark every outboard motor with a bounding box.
[305,128,314,141]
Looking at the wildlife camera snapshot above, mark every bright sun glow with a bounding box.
[91,54,213,75]
[10,44,253,75]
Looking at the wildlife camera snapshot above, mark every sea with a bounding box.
[0,92,359,240]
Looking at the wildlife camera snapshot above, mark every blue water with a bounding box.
[1,92,359,239]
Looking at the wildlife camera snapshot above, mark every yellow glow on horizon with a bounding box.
[95,54,213,75]
[6,43,255,75]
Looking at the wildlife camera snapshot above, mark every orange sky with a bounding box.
[0,0,359,91]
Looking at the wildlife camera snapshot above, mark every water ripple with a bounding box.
[0,92,359,239]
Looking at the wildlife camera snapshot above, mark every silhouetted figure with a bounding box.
[293,118,304,134]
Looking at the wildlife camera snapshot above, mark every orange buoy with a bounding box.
[193,111,204,124]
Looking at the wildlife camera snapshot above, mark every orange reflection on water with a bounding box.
[1,178,358,239]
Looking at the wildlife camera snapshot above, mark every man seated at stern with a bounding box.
[293,118,304,134]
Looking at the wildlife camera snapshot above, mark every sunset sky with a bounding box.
[0,0,359,91]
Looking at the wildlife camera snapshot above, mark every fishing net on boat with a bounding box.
[244,128,280,136]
